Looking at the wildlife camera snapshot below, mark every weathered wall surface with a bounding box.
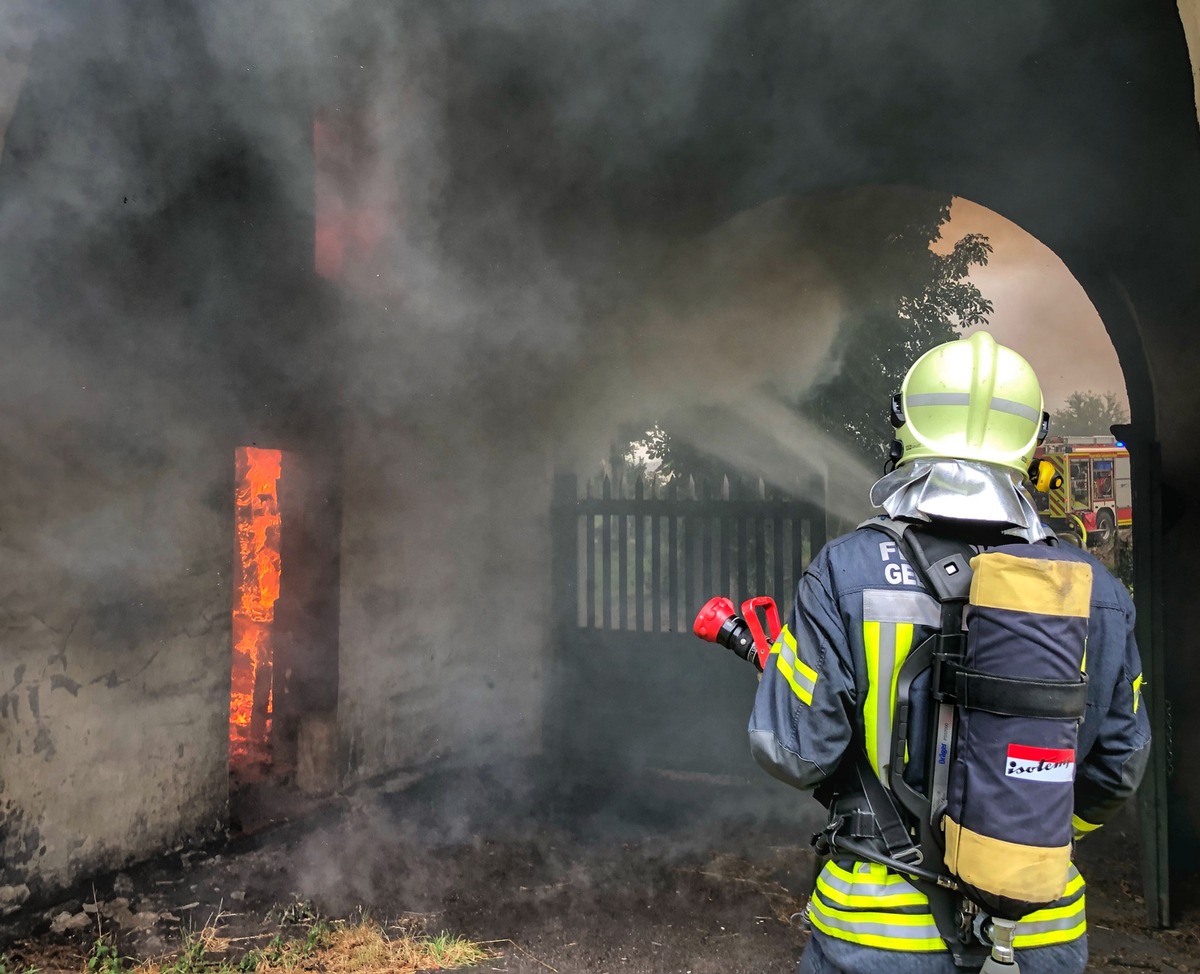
[0,371,232,912]
[337,413,553,782]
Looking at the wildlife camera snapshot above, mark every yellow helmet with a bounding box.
[889,332,1048,476]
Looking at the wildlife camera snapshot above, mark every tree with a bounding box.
[802,224,993,467]
[1049,391,1128,438]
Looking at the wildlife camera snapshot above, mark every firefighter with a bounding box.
[749,332,1151,974]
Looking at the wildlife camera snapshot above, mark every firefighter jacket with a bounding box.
[748,520,1151,954]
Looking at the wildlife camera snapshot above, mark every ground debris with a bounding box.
[11,916,490,974]
[48,911,90,934]
[0,789,1195,974]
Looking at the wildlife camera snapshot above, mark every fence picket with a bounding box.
[683,495,696,633]
[755,509,767,598]
[668,484,679,632]
[773,512,785,610]
[719,509,731,607]
[736,507,749,606]
[809,501,826,557]
[602,475,612,629]
[652,502,662,633]
[586,477,596,628]
[635,477,645,632]
[618,475,629,629]
[701,479,713,609]
[791,515,804,610]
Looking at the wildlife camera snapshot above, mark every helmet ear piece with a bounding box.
[890,393,906,430]
[883,439,904,473]
[1037,411,1050,444]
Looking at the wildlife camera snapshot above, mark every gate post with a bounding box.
[1114,422,1170,928]
[544,471,579,768]
[1133,438,1170,928]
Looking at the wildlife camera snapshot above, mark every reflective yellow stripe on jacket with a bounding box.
[807,861,1086,952]
[862,620,915,779]
[770,625,817,705]
[808,863,943,951]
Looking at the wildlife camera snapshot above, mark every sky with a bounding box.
[938,196,1128,414]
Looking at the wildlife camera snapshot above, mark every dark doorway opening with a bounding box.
[230,446,343,832]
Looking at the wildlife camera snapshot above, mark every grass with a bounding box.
[251,923,491,974]
[74,917,491,974]
[0,954,41,974]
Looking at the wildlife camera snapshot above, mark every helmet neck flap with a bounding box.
[870,459,1051,542]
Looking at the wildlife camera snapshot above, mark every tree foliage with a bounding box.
[1049,390,1128,438]
[803,224,993,467]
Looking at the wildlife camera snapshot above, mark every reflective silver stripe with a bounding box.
[817,876,928,914]
[874,622,897,778]
[904,392,1040,423]
[989,397,1041,422]
[863,589,941,627]
[819,868,922,900]
[807,896,941,940]
[1053,884,1085,908]
[1017,910,1086,936]
[906,393,969,407]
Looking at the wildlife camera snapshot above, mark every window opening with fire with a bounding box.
[230,446,282,779]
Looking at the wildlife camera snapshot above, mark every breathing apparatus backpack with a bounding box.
[812,520,1091,970]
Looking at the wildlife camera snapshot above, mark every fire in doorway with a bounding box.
[230,446,283,778]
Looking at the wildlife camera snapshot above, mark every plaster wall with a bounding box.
[336,413,553,783]
[0,355,232,913]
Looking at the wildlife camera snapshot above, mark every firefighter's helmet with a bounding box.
[889,332,1048,476]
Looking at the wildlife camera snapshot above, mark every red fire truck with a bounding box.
[1031,435,1132,545]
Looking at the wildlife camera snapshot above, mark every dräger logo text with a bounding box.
[1004,743,1075,783]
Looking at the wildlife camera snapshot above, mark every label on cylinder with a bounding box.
[1004,743,1075,782]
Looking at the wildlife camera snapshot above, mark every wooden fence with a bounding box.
[552,469,827,635]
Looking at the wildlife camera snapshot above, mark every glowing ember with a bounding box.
[230,446,283,769]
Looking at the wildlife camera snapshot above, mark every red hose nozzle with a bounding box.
[694,596,738,641]
[693,596,765,670]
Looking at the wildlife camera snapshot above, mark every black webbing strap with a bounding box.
[852,750,922,862]
[945,662,1088,719]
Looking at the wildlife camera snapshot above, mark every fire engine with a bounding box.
[1031,435,1131,545]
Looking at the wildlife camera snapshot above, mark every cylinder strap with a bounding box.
[941,661,1088,719]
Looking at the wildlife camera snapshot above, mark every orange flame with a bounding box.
[230,447,282,769]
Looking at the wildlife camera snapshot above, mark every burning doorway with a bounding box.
[230,446,283,780]
[230,446,344,824]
